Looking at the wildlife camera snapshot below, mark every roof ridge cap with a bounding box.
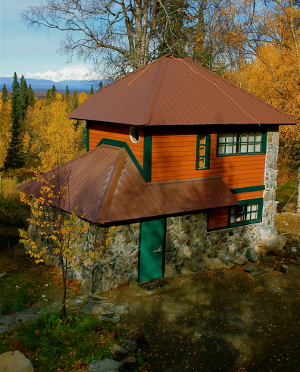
[136,56,170,125]
[97,148,127,224]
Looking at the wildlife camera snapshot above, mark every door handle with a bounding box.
[153,246,162,253]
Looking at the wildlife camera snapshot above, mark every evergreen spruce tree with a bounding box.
[71,91,79,111]
[63,85,70,104]
[1,84,9,103]
[19,75,30,121]
[4,73,26,168]
[28,84,35,107]
[156,0,189,58]
[71,91,80,130]
[46,84,57,105]
[89,84,94,95]
[98,81,103,90]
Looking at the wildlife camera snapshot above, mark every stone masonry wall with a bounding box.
[27,217,139,294]
[73,223,140,293]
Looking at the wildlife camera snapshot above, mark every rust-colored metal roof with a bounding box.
[70,55,296,126]
[19,145,238,225]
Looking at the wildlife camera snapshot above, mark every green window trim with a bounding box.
[229,198,263,227]
[217,132,267,156]
[196,134,211,170]
[143,130,152,182]
[85,126,90,152]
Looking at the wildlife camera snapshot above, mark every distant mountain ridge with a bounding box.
[0,77,113,93]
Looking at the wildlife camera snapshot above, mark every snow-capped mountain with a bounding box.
[24,65,98,82]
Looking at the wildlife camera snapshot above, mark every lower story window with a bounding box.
[229,198,263,226]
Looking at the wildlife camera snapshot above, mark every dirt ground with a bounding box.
[108,213,300,371]
[1,214,300,371]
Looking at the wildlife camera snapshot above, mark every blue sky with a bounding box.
[0,0,92,79]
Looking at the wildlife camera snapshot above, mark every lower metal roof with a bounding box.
[19,145,238,225]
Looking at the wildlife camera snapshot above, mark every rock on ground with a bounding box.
[88,358,123,371]
[0,351,34,372]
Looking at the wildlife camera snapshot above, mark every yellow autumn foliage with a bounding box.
[24,94,86,172]
[0,95,12,168]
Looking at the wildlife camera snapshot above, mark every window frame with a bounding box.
[217,132,267,156]
[229,198,263,227]
[196,133,211,170]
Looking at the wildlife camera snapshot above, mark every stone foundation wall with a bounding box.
[27,216,139,294]
[72,223,140,293]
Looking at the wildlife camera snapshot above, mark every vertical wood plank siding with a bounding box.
[151,130,265,189]
[208,208,229,230]
[89,122,144,167]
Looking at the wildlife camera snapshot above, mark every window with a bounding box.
[129,126,140,143]
[196,134,211,169]
[229,198,263,227]
[218,132,266,156]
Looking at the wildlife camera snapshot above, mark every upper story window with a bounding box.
[196,134,211,169]
[218,132,266,156]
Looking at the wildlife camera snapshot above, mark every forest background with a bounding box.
[1,0,300,209]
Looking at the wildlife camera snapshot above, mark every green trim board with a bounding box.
[97,138,143,176]
[86,126,90,152]
[196,134,211,170]
[143,130,152,182]
[217,131,267,156]
[230,185,265,194]
[229,197,263,227]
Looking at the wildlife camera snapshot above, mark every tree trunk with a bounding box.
[61,256,68,320]
[297,165,300,213]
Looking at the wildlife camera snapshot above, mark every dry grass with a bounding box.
[0,176,20,204]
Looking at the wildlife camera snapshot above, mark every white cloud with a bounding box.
[24,65,102,82]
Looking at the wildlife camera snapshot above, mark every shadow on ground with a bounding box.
[110,261,300,371]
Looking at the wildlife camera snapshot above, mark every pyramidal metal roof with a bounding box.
[18,144,238,225]
[70,55,296,126]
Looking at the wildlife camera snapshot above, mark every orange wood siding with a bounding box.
[208,208,229,230]
[89,122,144,167]
[151,130,266,189]
[234,191,264,201]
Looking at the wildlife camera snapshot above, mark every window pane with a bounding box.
[226,134,234,144]
[251,211,258,219]
[219,144,225,154]
[219,134,226,143]
[241,133,248,142]
[199,135,206,144]
[241,144,248,153]
[226,145,233,154]
[255,132,262,141]
[198,158,204,168]
[249,133,255,142]
[255,143,262,152]
[248,144,254,152]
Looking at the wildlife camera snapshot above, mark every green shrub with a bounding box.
[0,312,130,372]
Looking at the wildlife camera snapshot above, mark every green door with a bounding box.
[139,219,166,282]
